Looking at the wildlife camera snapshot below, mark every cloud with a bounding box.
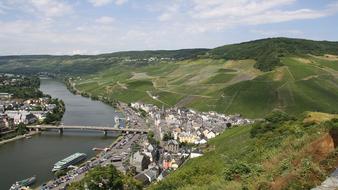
[0,2,9,14]
[251,29,303,36]
[96,16,115,24]
[158,3,180,21]
[0,0,338,55]
[115,0,128,5]
[88,0,113,7]
[71,49,88,55]
[28,0,73,17]
[190,0,296,18]
[155,0,338,33]
[88,0,128,7]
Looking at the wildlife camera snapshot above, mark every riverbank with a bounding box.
[37,133,124,190]
[65,78,120,109]
[0,131,41,146]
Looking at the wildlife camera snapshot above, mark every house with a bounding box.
[157,169,171,181]
[190,149,204,158]
[162,154,172,170]
[198,139,207,144]
[164,140,179,153]
[0,93,12,99]
[178,132,198,144]
[205,131,216,139]
[135,167,160,185]
[25,113,37,124]
[130,151,151,173]
[172,127,181,140]
[0,115,7,132]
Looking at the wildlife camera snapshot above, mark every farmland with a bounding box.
[73,54,338,118]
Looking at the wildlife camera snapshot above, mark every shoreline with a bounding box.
[0,131,41,146]
[34,133,124,190]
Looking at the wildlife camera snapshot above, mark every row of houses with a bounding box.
[130,102,253,144]
[0,97,57,133]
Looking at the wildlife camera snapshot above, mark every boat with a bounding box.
[52,152,87,172]
[10,176,36,190]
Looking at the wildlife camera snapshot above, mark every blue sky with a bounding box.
[0,0,337,55]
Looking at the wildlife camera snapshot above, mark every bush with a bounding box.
[264,110,295,124]
[224,161,261,181]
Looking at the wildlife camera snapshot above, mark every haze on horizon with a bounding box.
[0,0,338,55]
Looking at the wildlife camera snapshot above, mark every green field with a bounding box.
[72,54,338,118]
[1,38,338,118]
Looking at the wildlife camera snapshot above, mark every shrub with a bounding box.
[224,161,262,181]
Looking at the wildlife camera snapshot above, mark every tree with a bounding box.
[162,132,174,141]
[68,165,142,190]
[16,123,27,135]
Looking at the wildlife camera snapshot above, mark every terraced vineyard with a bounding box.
[1,38,337,118]
[73,54,338,118]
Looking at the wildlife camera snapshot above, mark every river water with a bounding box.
[0,78,119,189]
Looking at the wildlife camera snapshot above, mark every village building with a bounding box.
[130,151,151,173]
[164,140,179,153]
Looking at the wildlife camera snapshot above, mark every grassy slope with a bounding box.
[150,113,338,190]
[74,54,338,118]
[1,38,337,118]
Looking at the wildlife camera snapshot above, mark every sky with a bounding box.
[0,0,338,55]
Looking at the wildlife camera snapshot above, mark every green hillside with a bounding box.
[208,38,338,71]
[1,38,338,118]
[150,112,338,190]
[72,53,338,118]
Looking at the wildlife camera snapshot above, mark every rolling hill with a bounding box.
[0,37,337,118]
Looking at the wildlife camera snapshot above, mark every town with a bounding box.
[124,102,253,184]
[0,74,64,142]
[42,101,253,189]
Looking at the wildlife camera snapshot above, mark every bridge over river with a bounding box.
[27,125,149,135]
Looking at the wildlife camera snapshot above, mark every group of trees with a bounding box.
[44,99,65,125]
[0,76,43,99]
[68,165,142,190]
[209,37,338,71]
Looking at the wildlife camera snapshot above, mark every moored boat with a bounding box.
[10,176,36,190]
[52,152,87,172]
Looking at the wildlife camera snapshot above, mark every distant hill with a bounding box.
[0,37,337,118]
[208,38,338,71]
[0,49,208,75]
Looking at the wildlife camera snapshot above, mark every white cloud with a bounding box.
[158,3,180,21]
[115,0,128,6]
[0,2,9,14]
[0,0,338,55]
[96,16,115,24]
[190,0,296,18]
[28,0,73,17]
[155,0,338,33]
[251,29,303,36]
[88,0,127,7]
[88,0,113,7]
[71,49,88,55]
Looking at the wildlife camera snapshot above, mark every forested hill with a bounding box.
[0,38,338,75]
[0,49,209,75]
[208,38,338,71]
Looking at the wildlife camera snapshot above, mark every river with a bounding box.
[0,78,119,189]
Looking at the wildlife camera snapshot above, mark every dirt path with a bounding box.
[224,90,239,113]
[146,91,169,106]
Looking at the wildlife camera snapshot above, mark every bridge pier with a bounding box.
[103,130,107,136]
[58,128,63,134]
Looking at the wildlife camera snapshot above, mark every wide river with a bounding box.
[0,78,119,189]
